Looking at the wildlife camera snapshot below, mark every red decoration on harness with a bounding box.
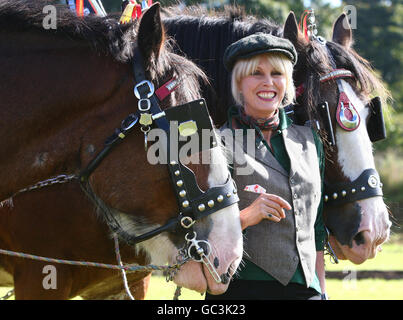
[76,0,84,16]
[120,0,153,23]
[135,4,142,18]
[298,10,313,42]
[336,91,360,131]
[155,78,179,101]
[67,0,107,17]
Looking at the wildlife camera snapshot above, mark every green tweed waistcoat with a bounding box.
[220,123,322,286]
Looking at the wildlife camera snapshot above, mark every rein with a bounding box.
[0,235,189,300]
[0,238,187,274]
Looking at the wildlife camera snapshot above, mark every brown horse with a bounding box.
[0,1,243,299]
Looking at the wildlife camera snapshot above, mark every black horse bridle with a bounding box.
[78,47,239,282]
[293,37,386,208]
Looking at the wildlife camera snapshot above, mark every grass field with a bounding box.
[1,234,402,300]
[145,233,403,300]
[142,277,403,300]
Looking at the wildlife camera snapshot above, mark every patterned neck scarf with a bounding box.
[236,107,280,131]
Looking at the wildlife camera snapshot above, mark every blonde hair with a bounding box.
[231,53,295,107]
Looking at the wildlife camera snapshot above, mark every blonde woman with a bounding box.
[207,33,327,300]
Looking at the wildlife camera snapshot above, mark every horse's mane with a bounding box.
[0,0,132,60]
[163,5,282,54]
[0,0,206,97]
[326,41,391,105]
[293,40,334,121]
[162,5,283,125]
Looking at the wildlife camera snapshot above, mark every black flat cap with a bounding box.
[223,33,297,71]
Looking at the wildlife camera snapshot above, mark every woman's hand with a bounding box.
[240,193,292,230]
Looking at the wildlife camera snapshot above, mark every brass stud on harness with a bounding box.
[361,186,366,191]
[352,188,356,194]
[174,170,180,176]
[324,195,329,202]
[198,204,206,212]
[170,160,177,166]
[217,195,224,202]
[177,180,184,187]
[332,193,338,200]
[341,190,347,197]
[226,193,231,198]
[179,190,186,198]
[182,200,189,208]
[207,200,215,208]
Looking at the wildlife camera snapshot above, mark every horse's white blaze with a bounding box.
[173,142,243,293]
[333,80,390,260]
[336,81,374,180]
[114,213,175,265]
[207,144,243,268]
[200,144,242,292]
[137,233,177,266]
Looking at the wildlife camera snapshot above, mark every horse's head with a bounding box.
[284,12,391,264]
[0,0,241,294]
[80,4,242,294]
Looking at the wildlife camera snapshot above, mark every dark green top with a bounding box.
[227,106,326,293]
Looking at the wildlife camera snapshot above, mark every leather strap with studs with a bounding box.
[324,168,383,206]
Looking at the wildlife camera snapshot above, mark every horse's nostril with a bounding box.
[353,231,366,246]
[220,272,230,285]
[213,257,220,268]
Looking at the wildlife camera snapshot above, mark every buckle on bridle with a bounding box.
[180,216,196,229]
[138,98,151,112]
[134,80,155,99]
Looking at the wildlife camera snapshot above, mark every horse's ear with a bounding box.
[137,3,164,60]
[332,13,352,48]
[283,12,306,47]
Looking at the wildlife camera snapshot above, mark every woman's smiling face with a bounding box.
[239,55,286,119]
